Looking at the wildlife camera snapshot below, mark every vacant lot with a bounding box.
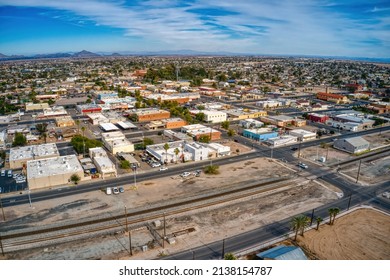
[297,208,390,260]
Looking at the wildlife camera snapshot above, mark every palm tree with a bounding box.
[332,207,340,225]
[163,143,170,164]
[291,216,303,241]
[316,217,323,230]
[174,148,180,163]
[328,208,335,225]
[224,253,237,260]
[227,129,236,140]
[75,119,80,134]
[299,216,310,236]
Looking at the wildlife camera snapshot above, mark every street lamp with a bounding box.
[0,187,5,221]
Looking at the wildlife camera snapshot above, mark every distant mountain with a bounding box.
[72,50,101,58]
[0,53,8,58]
[110,52,122,56]
[34,52,72,59]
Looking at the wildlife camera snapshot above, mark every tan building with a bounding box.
[181,124,222,141]
[316,92,349,104]
[135,109,170,122]
[101,131,134,154]
[164,118,188,129]
[55,116,76,127]
[10,143,60,169]
[25,102,49,111]
[27,155,84,190]
[224,109,267,121]
[260,115,306,127]
[89,147,117,179]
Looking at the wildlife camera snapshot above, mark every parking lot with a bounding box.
[0,171,28,193]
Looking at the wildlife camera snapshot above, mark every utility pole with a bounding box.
[221,239,225,259]
[298,139,302,158]
[310,209,315,226]
[163,212,166,249]
[27,189,32,208]
[347,194,352,211]
[325,146,329,162]
[129,230,133,256]
[125,206,128,232]
[270,147,273,159]
[0,187,5,222]
[356,160,362,183]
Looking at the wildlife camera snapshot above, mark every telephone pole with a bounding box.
[356,160,362,183]
[0,187,5,222]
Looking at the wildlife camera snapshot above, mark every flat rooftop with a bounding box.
[10,143,59,162]
[27,155,83,179]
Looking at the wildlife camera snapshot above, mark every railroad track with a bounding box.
[1,176,298,253]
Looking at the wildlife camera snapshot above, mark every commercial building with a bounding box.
[265,135,298,147]
[189,110,227,123]
[89,147,117,179]
[366,102,390,114]
[116,121,137,130]
[289,129,317,142]
[255,100,282,109]
[37,106,68,119]
[307,113,329,123]
[87,113,110,125]
[242,128,278,141]
[163,130,193,141]
[260,115,306,127]
[206,142,231,157]
[25,102,50,111]
[77,104,102,115]
[326,120,359,132]
[181,124,221,141]
[333,137,370,154]
[239,118,264,129]
[10,143,60,169]
[146,92,200,104]
[55,116,76,127]
[134,109,170,122]
[99,123,120,132]
[316,92,349,103]
[223,109,267,121]
[146,118,187,130]
[101,131,134,154]
[27,155,84,190]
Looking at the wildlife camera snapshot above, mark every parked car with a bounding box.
[113,187,119,195]
[119,186,125,193]
[106,187,112,195]
[291,147,298,151]
[181,172,191,177]
[298,162,308,169]
[1,170,5,176]
[159,166,168,171]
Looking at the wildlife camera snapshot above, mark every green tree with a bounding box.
[227,129,236,139]
[204,165,219,175]
[221,121,230,130]
[195,112,205,123]
[42,132,47,144]
[120,160,131,169]
[196,105,205,110]
[13,132,27,147]
[174,147,180,163]
[163,143,170,164]
[291,215,309,241]
[75,119,80,134]
[198,135,211,143]
[224,253,237,260]
[70,173,81,185]
[143,137,154,148]
[329,207,340,225]
[36,122,48,135]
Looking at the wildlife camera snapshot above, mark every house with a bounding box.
[333,137,370,154]
[256,245,307,260]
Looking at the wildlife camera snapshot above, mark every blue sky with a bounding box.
[0,0,389,58]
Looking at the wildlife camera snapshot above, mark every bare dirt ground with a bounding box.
[0,156,341,260]
[297,131,390,166]
[296,208,390,260]
[341,156,390,185]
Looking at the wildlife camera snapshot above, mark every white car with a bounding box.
[113,187,120,195]
[106,187,112,195]
[159,166,168,171]
[298,163,308,169]
[181,172,191,177]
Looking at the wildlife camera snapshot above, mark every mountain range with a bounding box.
[0,50,389,63]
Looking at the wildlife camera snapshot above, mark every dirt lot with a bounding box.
[1,155,342,260]
[297,208,390,260]
[297,131,390,166]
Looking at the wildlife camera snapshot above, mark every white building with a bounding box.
[265,135,298,147]
[239,118,264,129]
[184,142,210,161]
[10,143,60,169]
[37,106,68,119]
[255,100,281,109]
[206,143,231,157]
[27,155,84,190]
[189,110,227,123]
[0,130,6,149]
[88,147,117,179]
[289,129,317,142]
[101,131,134,154]
[87,113,109,125]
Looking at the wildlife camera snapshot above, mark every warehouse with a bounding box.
[10,143,60,169]
[242,128,278,141]
[27,155,84,190]
[289,129,317,142]
[101,131,134,154]
[333,137,370,154]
